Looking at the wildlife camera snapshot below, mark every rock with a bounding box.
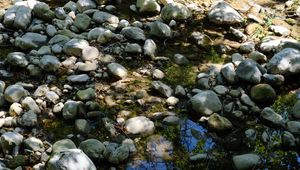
[267,48,300,75]
[82,46,100,61]
[221,63,237,84]
[190,90,222,116]
[15,32,47,50]
[287,121,300,135]
[77,0,96,12]
[52,139,76,153]
[173,53,189,65]
[7,52,28,67]
[75,119,91,134]
[34,85,49,97]
[240,93,256,107]
[152,69,165,80]
[208,113,233,132]
[39,55,61,72]
[18,110,37,127]
[62,101,78,119]
[151,81,173,98]
[3,5,32,29]
[21,97,41,114]
[175,85,186,96]
[45,91,60,104]
[49,35,70,46]
[79,139,105,160]
[95,0,109,5]
[250,84,276,103]
[147,135,173,160]
[245,129,256,141]
[47,149,96,170]
[262,74,284,86]
[292,100,300,119]
[236,59,262,83]
[239,42,255,53]
[231,53,244,66]
[161,2,191,21]
[208,1,243,25]
[4,84,27,103]
[125,116,155,136]
[260,107,284,127]
[270,25,290,36]
[24,137,44,152]
[77,61,98,72]
[107,63,128,79]
[67,74,90,83]
[149,21,172,38]
[260,36,298,52]
[76,88,95,101]
[63,39,89,57]
[213,85,228,95]
[46,25,57,37]
[125,43,142,53]
[93,11,119,25]
[64,1,77,11]
[0,132,23,156]
[144,39,157,58]
[136,0,161,14]
[233,154,261,170]
[9,103,23,116]
[249,51,267,64]
[230,27,247,42]
[282,131,296,147]
[121,27,146,41]
[74,13,91,31]
[190,32,213,48]
[88,27,113,42]
[33,2,55,22]
[108,145,130,164]
[163,115,180,125]
[0,81,5,94]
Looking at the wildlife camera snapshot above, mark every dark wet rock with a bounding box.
[240,93,256,107]
[49,35,70,46]
[108,145,130,164]
[149,21,172,38]
[190,32,213,48]
[213,85,228,95]
[4,84,27,103]
[267,48,300,75]
[208,113,233,132]
[15,32,47,50]
[261,107,285,127]
[3,4,32,29]
[121,27,146,41]
[39,55,61,72]
[292,100,300,119]
[173,53,189,65]
[151,81,173,98]
[47,149,96,170]
[7,52,28,67]
[161,2,191,21]
[67,74,90,83]
[175,85,186,97]
[125,43,142,53]
[75,119,91,134]
[107,63,128,80]
[232,154,261,170]
[79,139,105,160]
[208,1,243,25]
[221,63,237,84]
[287,121,300,135]
[21,96,41,114]
[250,84,276,103]
[144,39,157,58]
[33,2,55,22]
[52,139,77,153]
[74,13,91,31]
[282,131,296,147]
[236,59,262,84]
[62,100,78,120]
[0,132,23,156]
[77,0,96,12]
[190,90,222,116]
[76,88,95,101]
[24,137,44,152]
[262,74,285,86]
[93,11,119,25]
[249,51,267,64]
[63,39,90,57]
[18,110,37,127]
[125,116,155,136]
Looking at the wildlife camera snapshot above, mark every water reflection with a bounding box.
[127,160,174,170]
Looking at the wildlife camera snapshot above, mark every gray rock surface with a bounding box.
[233,154,261,170]
[161,2,191,21]
[125,116,155,136]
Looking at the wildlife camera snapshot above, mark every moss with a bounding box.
[271,93,297,113]
[164,64,196,88]
[203,47,224,63]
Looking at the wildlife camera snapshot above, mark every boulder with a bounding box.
[151,81,173,98]
[33,2,55,22]
[63,39,89,57]
[15,33,47,50]
[79,139,105,160]
[208,113,233,132]
[92,11,119,24]
[233,154,261,170]
[136,0,161,14]
[125,116,155,136]
[236,59,262,84]
[107,63,128,79]
[39,55,61,72]
[161,2,191,21]
[149,21,172,38]
[3,5,32,29]
[4,84,27,103]
[260,107,285,127]
[0,132,23,156]
[250,84,276,103]
[121,27,146,41]
[7,52,28,67]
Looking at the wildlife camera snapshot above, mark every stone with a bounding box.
[221,63,237,84]
[260,107,284,127]
[15,33,47,50]
[39,55,61,72]
[190,90,222,116]
[49,35,70,46]
[62,101,78,119]
[18,110,37,127]
[77,61,98,72]
[233,154,261,170]
[63,39,89,57]
[125,43,142,53]
[267,48,300,75]
[21,97,41,114]
[47,149,96,170]
[46,25,57,37]
[121,27,146,41]
[249,51,267,63]
[52,139,76,153]
[270,25,290,36]
[208,113,233,132]
[161,2,191,21]
[175,85,186,96]
[88,27,113,42]
[236,59,262,83]
[239,42,255,53]
[33,2,55,22]
[152,69,165,80]
[231,53,244,66]
[149,21,172,38]
[67,74,90,83]
[173,53,189,65]
[3,5,32,30]
[163,115,180,125]
[9,103,23,116]
[107,63,128,79]
[64,1,77,12]
[245,129,256,141]
[208,1,243,25]
[144,39,157,58]
[93,11,119,24]
[287,121,300,135]
[0,132,23,156]
[213,85,228,95]
[190,32,213,48]
[7,52,28,67]
[76,88,95,101]
[0,81,5,94]
[292,100,300,119]
[82,46,100,61]
[108,145,130,164]
[282,131,296,147]
[4,84,27,103]
[125,116,155,136]
[75,119,91,134]
[166,96,179,106]
[137,0,161,14]
[34,85,49,97]
[79,139,105,160]
[45,91,60,104]
[262,74,284,86]
[74,13,91,31]
[250,84,276,103]
[260,36,298,52]
[77,0,96,12]
[240,93,256,107]
[151,81,173,98]
[24,137,44,152]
